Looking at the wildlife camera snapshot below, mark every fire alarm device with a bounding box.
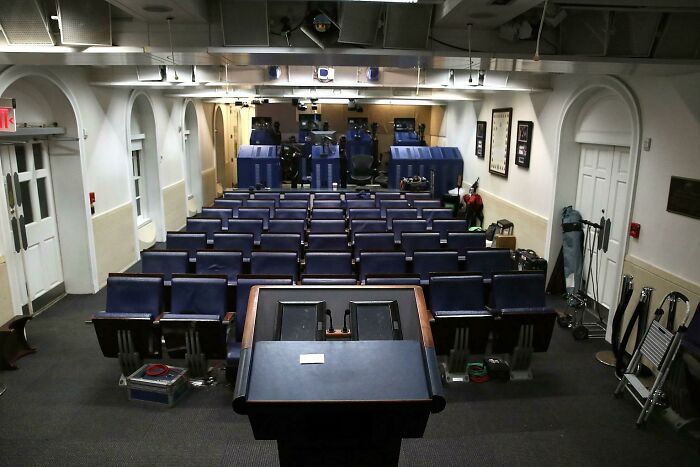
[629,222,640,239]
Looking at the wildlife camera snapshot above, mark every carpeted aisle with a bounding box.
[0,291,698,466]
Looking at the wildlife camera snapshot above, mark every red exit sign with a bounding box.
[0,98,16,133]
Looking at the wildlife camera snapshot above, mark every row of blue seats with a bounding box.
[144,248,513,284]
[214,198,442,211]
[169,231,486,258]
[185,217,466,243]
[92,271,555,382]
[205,205,452,225]
[222,191,432,204]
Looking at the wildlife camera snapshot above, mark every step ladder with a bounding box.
[614,292,691,426]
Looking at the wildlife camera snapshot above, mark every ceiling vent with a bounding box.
[0,0,54,46]
[220,0,269,46]
[57,0,112,46]
[383,4,433,50]
[338,3,381,46]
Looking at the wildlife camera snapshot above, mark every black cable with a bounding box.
[429,36,484,53]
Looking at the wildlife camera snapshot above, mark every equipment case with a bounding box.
[515,249,548,277]
[126,364,189,407]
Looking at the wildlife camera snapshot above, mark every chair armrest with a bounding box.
[153,312,168,324]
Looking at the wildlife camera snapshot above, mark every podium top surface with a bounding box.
[247,340,430,404]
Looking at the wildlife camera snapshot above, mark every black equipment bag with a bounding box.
[515,249,548,277]
[485,223,498,241]
[485,357,510,382]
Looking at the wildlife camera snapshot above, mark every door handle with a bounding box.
[13,172,21,207]
[5,173,15,209]
[18,214,27,250]
[10,217,20,253]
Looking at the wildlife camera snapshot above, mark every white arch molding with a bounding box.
[0,67,99,318]
[182,98,202,215]
[546,76,642,340]
[125,90,166,251]
[213,104,227,194]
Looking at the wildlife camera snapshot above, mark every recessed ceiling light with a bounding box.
[143,5,173,13]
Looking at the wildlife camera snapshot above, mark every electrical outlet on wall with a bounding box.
[643,137,652,151]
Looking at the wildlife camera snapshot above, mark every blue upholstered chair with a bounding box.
[401,232,441,260]
[464,249,514,281]
[391,219,427,244]
[212,232,254,261]
[365,274,421,286]
[309,219,346,234]
[250,251,299,281]
[237,207,271,229]
[201,208,234,229]
[186,217,222,243]
[304,251,353,275]
[385,208,418,229]
[447,232,486,258]
[428,273,493,356]
[353,232,394,262]
[226,274,294,382]
[166,232,206,260]
[359,251,406,283]
[489,272,556,355]
[196,250,243,285]
[300,275,357,285]
[260,233,303,257]
[92,274,165,375]
[412,250,459,284]
[227,218,264,245]
[141,250,189,284]
[308,234,349,251]
[268,219,306,235]
[431,219,466,241]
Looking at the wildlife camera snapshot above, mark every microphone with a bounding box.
[325,310,334,333]
[342,309,350,334]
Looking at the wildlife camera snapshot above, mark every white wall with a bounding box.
[444,72,700,288]
[0,65,205,312]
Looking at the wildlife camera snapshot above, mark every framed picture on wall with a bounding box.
[515,120,534,168]
[489,108,512,178]
[475,121,486,158]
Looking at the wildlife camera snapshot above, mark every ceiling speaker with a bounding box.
[57,0,111,46]
[220,0,269,46]
[338,3,381,46]
[383,4,433,50]
[0,0,53,46]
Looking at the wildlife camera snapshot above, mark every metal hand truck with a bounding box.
[614,292,692,426]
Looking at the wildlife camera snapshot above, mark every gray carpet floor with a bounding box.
[1,289,698,466]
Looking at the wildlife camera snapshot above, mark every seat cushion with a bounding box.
[434,309,492,318]
[227,342,242,364]
[93,311,154,320]
[160,313,222,321]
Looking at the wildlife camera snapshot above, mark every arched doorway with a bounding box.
[547,76,641,339]
[127,92,164,250]
[183,100,202,214]
[0,71,95,317]
[214,106,226,194]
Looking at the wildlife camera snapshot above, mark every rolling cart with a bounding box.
[614,292,692,427]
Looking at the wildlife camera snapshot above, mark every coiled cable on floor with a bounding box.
[467,362,490,383]
[145,363,170,377]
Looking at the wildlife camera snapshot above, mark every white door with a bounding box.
[1,141,63,310]
[575,144,630,311]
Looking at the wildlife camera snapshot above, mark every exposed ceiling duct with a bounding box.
[57,0,112,46]
[0,0,54,46]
